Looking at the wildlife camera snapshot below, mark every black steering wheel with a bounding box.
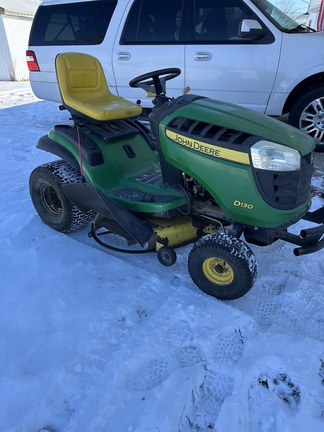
[129,68,181,96]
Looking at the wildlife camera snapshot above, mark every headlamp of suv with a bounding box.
[251,141,301,171]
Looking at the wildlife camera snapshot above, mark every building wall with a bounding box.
[0,14,33,81]
[307,0,321,28]
[0,17,11,80]
[309,0,321,13]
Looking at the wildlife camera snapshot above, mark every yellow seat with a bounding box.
[55,53,142,122]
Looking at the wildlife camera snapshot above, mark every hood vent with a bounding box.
[167,117,251,145]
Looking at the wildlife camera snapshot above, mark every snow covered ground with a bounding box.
[0,81,323,432]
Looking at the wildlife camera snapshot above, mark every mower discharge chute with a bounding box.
[29,53,324,300]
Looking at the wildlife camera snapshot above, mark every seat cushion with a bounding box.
[68,93,142,121]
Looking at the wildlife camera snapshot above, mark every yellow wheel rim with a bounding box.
[202,257,234,286]
[41,185,62,216]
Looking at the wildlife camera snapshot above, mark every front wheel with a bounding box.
[29,160,94,233]
[157,246,177,267]
[188,232,257,300]
[288,86,324,151]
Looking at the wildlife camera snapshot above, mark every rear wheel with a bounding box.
[188,232,257,300]
[29,160,94,232]
[288,86,324,151]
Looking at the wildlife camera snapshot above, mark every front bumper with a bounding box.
[278,205,324,256]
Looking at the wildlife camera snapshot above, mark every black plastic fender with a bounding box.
[37,135,80,171]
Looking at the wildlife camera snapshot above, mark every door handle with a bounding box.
[117,52,131,61]
[195,52,212,61]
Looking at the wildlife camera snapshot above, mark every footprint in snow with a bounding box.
[248,372,301,432]
[211,328,245,368]
[319,359,324,385]
[128,356,171,391]
[127,345,204,391]
[310,359,324,419]
[233,295,279,328]
[127,321,203,391]
[178,370,234,431]
[165,319,193,347]
[178,328,246,431]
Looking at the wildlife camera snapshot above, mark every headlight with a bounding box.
[251,141,300,171]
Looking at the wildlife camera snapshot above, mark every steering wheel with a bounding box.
[129,68,181,96]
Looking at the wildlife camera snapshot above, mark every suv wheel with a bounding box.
[288,86,324,151]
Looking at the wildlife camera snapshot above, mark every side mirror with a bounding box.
[239,19,267,39]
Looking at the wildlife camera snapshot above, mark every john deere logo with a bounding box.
[165,129,250,165]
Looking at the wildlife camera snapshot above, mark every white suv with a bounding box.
[27,0,324,149]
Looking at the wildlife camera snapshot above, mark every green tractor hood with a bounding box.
[160,96,315,155]
[153,95,315,229]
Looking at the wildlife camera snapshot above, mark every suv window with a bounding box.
[251,0,302,32]
[191,0,269,43]
[121,0,185,44]
[29,0,117,46]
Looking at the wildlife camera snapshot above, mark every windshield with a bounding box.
[250,0,312,32]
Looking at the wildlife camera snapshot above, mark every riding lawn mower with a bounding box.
[29,53,324,300]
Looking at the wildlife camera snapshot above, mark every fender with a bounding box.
[37,135,80,171]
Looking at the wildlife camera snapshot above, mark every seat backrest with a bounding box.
[55,52,142,122]
[55,52,113,106]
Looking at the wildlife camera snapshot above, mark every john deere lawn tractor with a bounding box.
[29,53,324,300]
